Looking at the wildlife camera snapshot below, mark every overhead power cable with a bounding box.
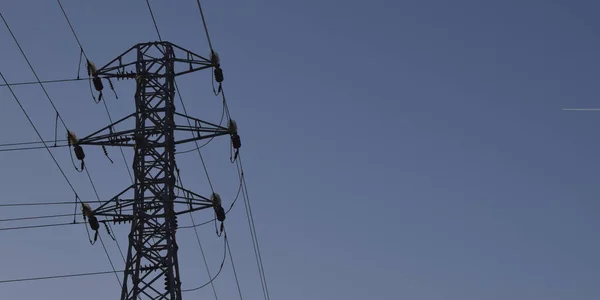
[0,222,82,232]
[190,1,271,298]
[237,154,271,300]
[0,213,74,223]
[0,77,89,87]
[56,0,134,184]
[0,69,79,199]
[0,139,68,147]
[0,270,121,284]
[181,233,228,292]
[0,143,69,153]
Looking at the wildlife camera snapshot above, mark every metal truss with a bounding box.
[77,42,230,300]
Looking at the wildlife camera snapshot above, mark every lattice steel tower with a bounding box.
[76,41,232,300]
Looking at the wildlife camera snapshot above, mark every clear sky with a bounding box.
[1,0,599,299]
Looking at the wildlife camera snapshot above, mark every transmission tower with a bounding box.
[76,41,233,300]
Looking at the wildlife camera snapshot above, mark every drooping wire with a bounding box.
[179,175,242,230]
[175,164,220,299]
[191,2,270,298]
[181,233,228,292]
[176,98,226,155]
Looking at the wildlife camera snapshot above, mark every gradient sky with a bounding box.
[1,0,599,299]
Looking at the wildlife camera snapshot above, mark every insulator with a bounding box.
[67,131,78,145]
[229,119,238,133]
[87,60,97,77]
[210,51,220,66]
[232,134,241,150]
[214,67,224,83]
[89,215,100,231]
[211,193,222,207]
[93,77,104,92]
[104,222,111,234]
[74,145,85,160]
[216,205,226,222]
[164,275,170,291]
[81,203,93,217]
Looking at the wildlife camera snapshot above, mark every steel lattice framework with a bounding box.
[77,41,231,300]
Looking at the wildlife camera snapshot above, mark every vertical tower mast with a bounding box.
[77,41,233,300]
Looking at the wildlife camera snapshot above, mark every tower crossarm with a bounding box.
[95,42,213,79]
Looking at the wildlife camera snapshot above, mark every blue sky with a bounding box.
[1,0,600,299]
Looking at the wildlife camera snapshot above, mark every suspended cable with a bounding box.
[144,1,216,193]
[84,167,127,263]
[0,143,69,152]
[237,155,271,300]
[181,233,228,292]
[179,176,242,229]
[56,0,88,60]
[55,5,136,284]
[0,222,82,232]
[145,0,163,41]
[175,163,220,299]
[0,201,75,207]
[0,139,68,147]
[176,100,226,155]
[195,0,214,51]
[56,0,134,184]
[0,13,69,132]
[227,235,244,300]
[0,70,80,200]
[0,213,74,223]
[0,270,121,284]
[0,77,90,87]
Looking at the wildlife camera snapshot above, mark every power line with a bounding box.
[0,70,79,198]
[0,143,68,152]
[189,3,271,298]
[179,177,243,230]
[0,13,70,131]
[176,101,226,155]
[0,222,82,232]
[0,139,68,147]
[141,8,224,297]
[181,234,228,292]
[175,163,220,300]
[56,0,88,60]
[0,213,74,223]
[145,0,163,41]
[56,0,134,184]
[227,233,244,300]
[0,201,75,207]
[3,11,126,292]
[0,270,121,284]
[195,0,214,52]
[0,77,89,87]
[237,155,271,300]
